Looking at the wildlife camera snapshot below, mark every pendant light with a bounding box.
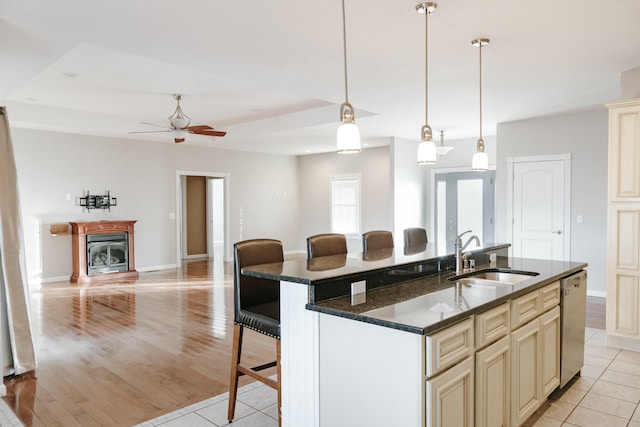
[471,38,490,171]
[435,130,454,156]
[336,0,361,153]
[416,2,437,164]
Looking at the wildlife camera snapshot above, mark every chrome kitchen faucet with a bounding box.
[455,230,480,274]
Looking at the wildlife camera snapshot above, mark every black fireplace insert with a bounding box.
[86,233,128,275]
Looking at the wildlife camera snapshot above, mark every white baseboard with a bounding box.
[587,290,606,298]
[137,264,177,272]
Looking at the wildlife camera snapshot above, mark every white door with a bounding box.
[511,157,570,261]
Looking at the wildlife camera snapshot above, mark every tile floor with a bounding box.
[3,326,640,427]
[137,327,640,427]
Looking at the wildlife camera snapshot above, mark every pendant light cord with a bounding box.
[424,9,429,124]
[341,0,349,104]
[478,42,483,140]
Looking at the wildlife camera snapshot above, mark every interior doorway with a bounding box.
[176,171,230,268]
[433,170,496,251]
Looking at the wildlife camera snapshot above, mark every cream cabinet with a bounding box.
[476,335,510,427]
[541,307,561,396]
[425,318,475,427]
[318,283,562,427]
[606,99,640,347]
[511,316,541,426]
[510,283,560,427]
[606,98,640,351]
[426,356,474,427]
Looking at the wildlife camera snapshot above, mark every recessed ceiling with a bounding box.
[1,0,639,155]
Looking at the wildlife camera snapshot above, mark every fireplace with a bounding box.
[70,220,138,284]
[87,233,128,275]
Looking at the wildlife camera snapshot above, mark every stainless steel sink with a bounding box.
[448,269,539,287]
[455,278,518,287]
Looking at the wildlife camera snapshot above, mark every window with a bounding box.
[331,175,360,235]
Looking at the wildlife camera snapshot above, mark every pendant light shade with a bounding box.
[337,102,361,153]
[471,38,490,171]
[337,0,361,153]
[416,2,437,165]
[471,140,489,170]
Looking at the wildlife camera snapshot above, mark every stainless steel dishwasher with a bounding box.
[559,270,587,388]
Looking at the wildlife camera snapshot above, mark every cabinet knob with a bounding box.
[552,230,562,234]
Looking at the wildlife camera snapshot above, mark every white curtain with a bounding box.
[0,107,37,376]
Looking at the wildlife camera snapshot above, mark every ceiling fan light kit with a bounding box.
[435,130,454,156]
[169,94,192,130]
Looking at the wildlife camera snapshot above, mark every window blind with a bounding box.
[331,176,360,235]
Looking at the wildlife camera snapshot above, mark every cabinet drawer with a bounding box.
[541,281,560,312]
[426,318,474,378]
[511,291,541,329]
[476,303,510,349]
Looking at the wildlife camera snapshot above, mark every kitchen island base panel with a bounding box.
[319,313,423,427]
[280,280,319,427]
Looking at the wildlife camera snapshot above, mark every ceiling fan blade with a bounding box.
[196,130,227,137]
[140,121,171,130]
[185,125,226,137]
[184,125,212,131]
[174,137,186,143]
[128,130,171,134]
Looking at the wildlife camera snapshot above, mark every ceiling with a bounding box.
[1,0,639,156]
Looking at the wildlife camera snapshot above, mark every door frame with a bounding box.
[506,154,571,260]
[175,170,231,268]
[430,166,496,251]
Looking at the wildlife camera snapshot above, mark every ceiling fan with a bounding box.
[129,94,227,143]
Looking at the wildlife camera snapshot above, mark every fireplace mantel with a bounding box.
[70,220,138,284]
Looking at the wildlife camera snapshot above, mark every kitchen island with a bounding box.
[242,243,587,427]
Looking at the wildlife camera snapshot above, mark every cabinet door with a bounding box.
[540,281,560,312]
[426,318,474,377]
[608,101,640,201]
[511,319,541,427]
[476,336,510,427]
[541,306,560,396]
[511,291,540,330]
[476,302,510,349]
[426,357,474,427]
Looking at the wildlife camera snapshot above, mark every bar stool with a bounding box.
[404,227,428,247]
[362,230,394,252]
[228,239,283,426]
[306,233,348,259]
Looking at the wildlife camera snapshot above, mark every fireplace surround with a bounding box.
[70,220,138,284]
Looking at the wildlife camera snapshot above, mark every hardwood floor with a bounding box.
[2,258,608,427]
[586,295,606,330]
[3,257,277,427]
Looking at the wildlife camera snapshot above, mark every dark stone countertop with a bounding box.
[308,257,587,335]
[241,242,511,285]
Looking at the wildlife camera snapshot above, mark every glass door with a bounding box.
[434,171,495,250]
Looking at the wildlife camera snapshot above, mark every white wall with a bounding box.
[12,128,299,283]
[495,109,608,295]
[297,146,391,253]
[390,138,425,245]
[621,66,640,99]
